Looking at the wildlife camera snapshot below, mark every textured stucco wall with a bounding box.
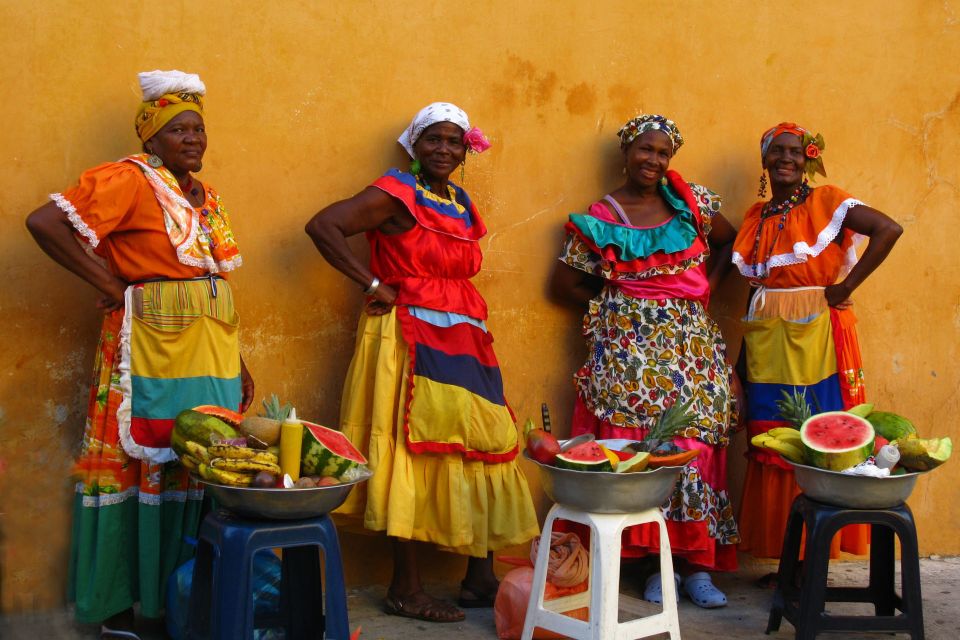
[1,0,957,612]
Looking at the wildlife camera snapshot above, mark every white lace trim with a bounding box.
[75,482,203,507]
[116,285,178,464]
[50,192,99,248]
[733,198,865,278]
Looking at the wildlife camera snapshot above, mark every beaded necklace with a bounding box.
[749,181,811,279]
[416,173,457,201]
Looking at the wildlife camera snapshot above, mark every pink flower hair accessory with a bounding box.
[463,127,491,153]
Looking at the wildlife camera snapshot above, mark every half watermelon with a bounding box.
[300,421,369,480]
[800,411,875,471]
[553,441,613,472]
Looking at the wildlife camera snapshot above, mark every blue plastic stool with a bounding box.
[186,509,350,640]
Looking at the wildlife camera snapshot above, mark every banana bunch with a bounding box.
[751,427,806,464]
[180,441,281,487]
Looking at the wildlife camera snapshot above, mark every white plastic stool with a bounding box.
[521,503,681,640]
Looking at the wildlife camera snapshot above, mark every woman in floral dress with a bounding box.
[550,114,740,608]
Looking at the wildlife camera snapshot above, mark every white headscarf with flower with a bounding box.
[398,102,490,158]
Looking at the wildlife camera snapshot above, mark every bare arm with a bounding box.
[549,260,603,309]
[706,212,737,292]
[304,186,411,313]
[26,201,127,311]
[825,205,903,307]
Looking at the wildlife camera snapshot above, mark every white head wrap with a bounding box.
[398,102,470,158]
[138,70,206,101]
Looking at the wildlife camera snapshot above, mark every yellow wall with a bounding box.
[1,0,958,613]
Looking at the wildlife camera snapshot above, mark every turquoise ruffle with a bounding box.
[569,185,699,260]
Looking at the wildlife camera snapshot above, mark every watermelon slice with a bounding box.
[553,441,613,472]
[800,411,875,471]
[300,421,369,480]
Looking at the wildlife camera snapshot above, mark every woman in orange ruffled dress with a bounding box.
[733,122,902,563]
[26,70,253,639]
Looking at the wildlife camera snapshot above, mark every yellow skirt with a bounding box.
[334,308,539,557]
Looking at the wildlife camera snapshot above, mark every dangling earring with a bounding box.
[147,153,163,168]
[660,176,668,186]
[757,171,768,198]
[460,157,466,183]
[410,159,421,175]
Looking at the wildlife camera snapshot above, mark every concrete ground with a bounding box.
[1,555,957,639]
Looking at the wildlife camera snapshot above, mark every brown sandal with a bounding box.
[384,591,465,623]
[457,580,499,608]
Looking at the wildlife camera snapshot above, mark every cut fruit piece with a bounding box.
[648,449,699,468]
[615,451,651,473]
[192,405,244,427]
[800,411,875,471]
[553,441,613,472]
[895,436,952,471]
[846,403,874,418]
[300,420,368,479]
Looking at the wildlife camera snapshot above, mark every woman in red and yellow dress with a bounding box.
[733,122,902,561]
[26,70,253,639]
[305,102,537,623]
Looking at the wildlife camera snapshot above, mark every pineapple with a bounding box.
[627,397,696,454]
[259,393,293,422]
[775,387,812,429]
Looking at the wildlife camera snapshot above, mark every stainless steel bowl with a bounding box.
[199,477,366,520]
[786,459,924,509]
[524,439,683,514]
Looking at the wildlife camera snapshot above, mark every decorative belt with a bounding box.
[130,274,224,298]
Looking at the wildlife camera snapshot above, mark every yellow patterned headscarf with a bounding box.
[134,70,206,142]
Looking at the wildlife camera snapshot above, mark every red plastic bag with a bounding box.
[494,532,590,639]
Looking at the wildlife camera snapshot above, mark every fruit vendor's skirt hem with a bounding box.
[562,398,740,573]
[334,308,539,558]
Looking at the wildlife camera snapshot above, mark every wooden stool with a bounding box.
[767,494,925,640]
[522,503,681,640]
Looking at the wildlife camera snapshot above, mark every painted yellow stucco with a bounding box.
[1,0,958,613]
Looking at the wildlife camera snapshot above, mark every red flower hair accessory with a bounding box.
[801,132,827,180]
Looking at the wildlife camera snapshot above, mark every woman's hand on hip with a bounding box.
[365,283,398,316]
[825,282,853,309]
[240,357,255,413]
[95,276,128,313]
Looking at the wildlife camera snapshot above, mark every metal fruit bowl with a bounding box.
[198,476,367,520]
[785,458,926,509]
[524,439,684,514]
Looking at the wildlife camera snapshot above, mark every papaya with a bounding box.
[866,411,917,441]
[192,405,244,427]
[172,409,239,458]
[647,448,699,468]
[894,435,952,471]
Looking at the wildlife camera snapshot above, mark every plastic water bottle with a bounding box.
[875,444,900,470]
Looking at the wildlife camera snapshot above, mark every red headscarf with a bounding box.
[760,122,808,159]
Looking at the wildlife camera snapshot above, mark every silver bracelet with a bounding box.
[363,276,380,296]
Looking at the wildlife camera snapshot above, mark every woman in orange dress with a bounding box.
[733,122,902,561]
[26,70,253,639]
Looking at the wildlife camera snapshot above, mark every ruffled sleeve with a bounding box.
[688,183,721,236]
[50,162,148,251]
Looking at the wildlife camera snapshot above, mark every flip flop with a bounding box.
[457,581,498,608]
[682,571,728,608]
[643,572,680,604]
[383,591,465,623]
[100,625,142,640]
